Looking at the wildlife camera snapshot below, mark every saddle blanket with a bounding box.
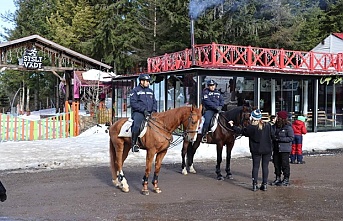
[198,114,219,134]
[118,118,147,138]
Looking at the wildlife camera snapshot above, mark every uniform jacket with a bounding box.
[292,120,307,135]
[275,123,294,152]
[130,84,157,114]
[202,88,224,111]
[235,123,275,155]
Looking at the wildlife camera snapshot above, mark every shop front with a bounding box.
[112,69,343,132]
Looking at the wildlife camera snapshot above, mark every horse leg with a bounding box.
[141,150,155,195]
[116,141,131,192]
[151,149,167,193]
[181,140,189,175]
[122,141,131,164]
[109,139,119,187]
[216,144,224,180]
[114,139,130,192]
[116,169,129,192]
[187,137,200,174]
[225,142,234,179]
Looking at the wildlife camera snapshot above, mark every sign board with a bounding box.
[20,47,43,69]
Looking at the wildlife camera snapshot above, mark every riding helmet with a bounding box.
[207,79,217,86]
[138,73,150,81]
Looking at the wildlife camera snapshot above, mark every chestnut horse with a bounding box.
[109,105,202,195]
[181,106,251,180]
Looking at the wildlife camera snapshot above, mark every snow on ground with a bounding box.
[1,123,342,172]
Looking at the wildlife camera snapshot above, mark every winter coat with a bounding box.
[275,124,294,152]
[292,120,307,135]
[235,122,275,155]
[202,88,224,111]
[129,84,157,114]
[270,122,278,150]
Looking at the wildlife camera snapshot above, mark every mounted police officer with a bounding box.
[201,79,224,142]
[129,73,157,152]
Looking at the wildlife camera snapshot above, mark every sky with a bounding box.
[0,110,342,172]
[0,0,16,42]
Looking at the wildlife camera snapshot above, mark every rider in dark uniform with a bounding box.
[201,79,224,143]
[129,74,157,152]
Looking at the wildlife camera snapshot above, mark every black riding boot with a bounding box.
[270,176,281,186]
[201,128,208,143]
[131,132,140,152]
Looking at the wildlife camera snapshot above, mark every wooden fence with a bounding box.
[0,102,79,142]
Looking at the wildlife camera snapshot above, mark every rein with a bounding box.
[217,113,235,132]
[146,117,174,142]
[217,109,248,139]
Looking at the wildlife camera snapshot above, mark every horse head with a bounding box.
[181,104,202,142]
[220,105,251,129]
[240,105,252,127]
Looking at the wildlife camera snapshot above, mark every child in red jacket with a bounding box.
[291,116,307,164]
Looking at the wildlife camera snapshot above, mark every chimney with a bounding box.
[190,19,196,66]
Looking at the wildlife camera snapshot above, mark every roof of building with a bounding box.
[0,34,112,71]
[332,33,343,40]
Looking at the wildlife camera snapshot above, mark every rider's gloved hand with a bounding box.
[216,106,222,112]
[144,110,151,117]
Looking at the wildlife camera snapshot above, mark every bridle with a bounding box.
[145,108,200,146]
[217,107,251,134]
[179,111,200,137]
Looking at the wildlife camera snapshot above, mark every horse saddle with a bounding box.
[117,118,148,138]
[198,113,220,134]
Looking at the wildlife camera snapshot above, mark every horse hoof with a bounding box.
[182,168,188,175]
[112,179,120,187]
[141,190,149,195]
[189,164,196,174]
[217,176,224,181]
[226,174,233,180]
[189,168,197,174]
[154,187,162,193]
[121,187,130,193]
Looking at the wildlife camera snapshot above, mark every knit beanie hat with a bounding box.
[250,109,262,121]
[297,116,306,122]
[277,111,288,119]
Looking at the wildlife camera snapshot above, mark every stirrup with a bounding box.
[201,136,207,143]
[132,144,140,152]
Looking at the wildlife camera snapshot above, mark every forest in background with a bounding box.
[0,0,343,112]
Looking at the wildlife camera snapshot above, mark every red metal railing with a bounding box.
[147,43,343,75]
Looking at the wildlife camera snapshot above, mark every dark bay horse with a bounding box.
[109,105,202,195]
[181,106,251,180]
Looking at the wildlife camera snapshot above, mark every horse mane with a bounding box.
[221,106,243,121]
[152,106,191,126]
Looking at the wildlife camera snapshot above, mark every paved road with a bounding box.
[1,152,343,221]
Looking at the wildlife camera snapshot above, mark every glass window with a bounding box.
[317,76,343,131]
